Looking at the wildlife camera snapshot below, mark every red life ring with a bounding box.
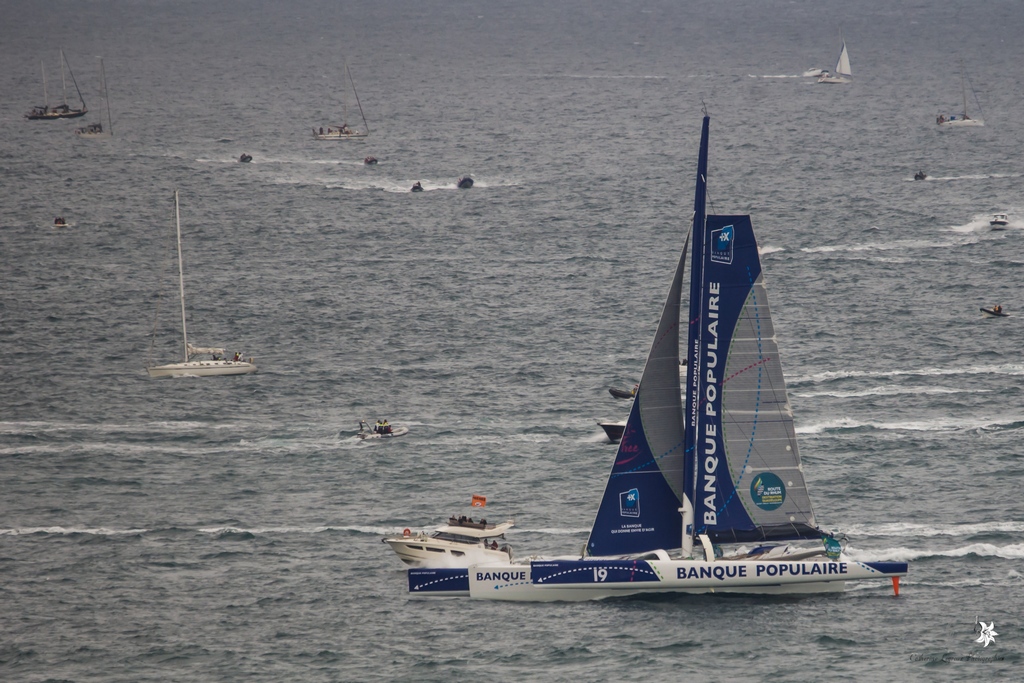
[402,528,411,537]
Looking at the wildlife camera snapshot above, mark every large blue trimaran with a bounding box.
[409,115,908,600]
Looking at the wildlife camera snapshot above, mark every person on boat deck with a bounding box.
[233,352,242,362]
[374,420,383,434]
[937,115,945,124]
[319,127,324,135]
[994,305,1002,314]
[382,420,391,434]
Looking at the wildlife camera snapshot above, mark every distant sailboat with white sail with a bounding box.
[937,61,984,127]
[75,57,113,138]
[817,38,852,84]
[147,191,257,378]
[312,61,370,140]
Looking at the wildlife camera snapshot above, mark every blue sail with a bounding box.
[584,121,707,557]
[689,215,821,543]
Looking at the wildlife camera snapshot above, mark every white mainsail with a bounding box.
[835,42,851,78]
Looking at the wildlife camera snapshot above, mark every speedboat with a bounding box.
[356,420,409,440]
[597,420,625,443]
[411,182,424,192]
[383,516,514,567]
[239,154,252,163]
[457,176,474,189]
[990,214,1009,227]
[53,217,68,227]
[914,171,927,181]
[981,306,1008,318]
[364,156,378,165]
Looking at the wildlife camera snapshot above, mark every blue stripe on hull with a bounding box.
[408,568,469,594]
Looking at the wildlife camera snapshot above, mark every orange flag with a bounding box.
[471,494,487,508]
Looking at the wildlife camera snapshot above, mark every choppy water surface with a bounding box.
[2,1,1023,680]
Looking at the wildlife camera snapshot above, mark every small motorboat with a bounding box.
[363,156,378,165]
[355,420,409,440]
[457,176,474,189]
[597,420,626,443]
[990,214,1009,227]
[411,181,423,192]
[53,216,68,227]
[608,386,637,399]
[981,305,1009,318]
[914,170,927,181]
[383,516,514,568]
[239,154,252,163]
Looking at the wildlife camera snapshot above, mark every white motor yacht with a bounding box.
[383,517,513,567]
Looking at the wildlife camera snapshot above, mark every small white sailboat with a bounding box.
[75,58,112,138]
[409,114,908,600]
[146,191,257,378]
[817,39,852,84]
[937,62,984,127]
[25,49,88,120]
[312,62,370,140]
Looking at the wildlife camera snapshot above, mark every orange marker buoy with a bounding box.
[892,576,900,597]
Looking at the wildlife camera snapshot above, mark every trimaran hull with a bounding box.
[411,556,905,600]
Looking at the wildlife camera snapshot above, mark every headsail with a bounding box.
[835,42,852,78]
[584,119,710,557]
[688,214,820,543]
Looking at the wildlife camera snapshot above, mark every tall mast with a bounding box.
[684,112,711,554]
[349,63,369,134]
[101,58,112,134]
[961,62,969,117]
[60,49,68,107]
[173,191,189,362]
[41,62,49,108]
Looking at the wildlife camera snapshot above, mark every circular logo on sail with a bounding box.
[750,472,786,511]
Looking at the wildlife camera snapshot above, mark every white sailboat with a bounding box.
[25,49,88,119]
[75,57,113,138]
[311,62,370,140]
[817,40,852,84]
[146,191,257,378]
[408,114,908,600]
[937,62,984,127]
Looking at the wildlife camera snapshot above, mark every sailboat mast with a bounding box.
[348,63,369,134]
[41,62,49,108]
[684,114,711,554]
[173,191,189,362]
[101,58,112,134]
[961,65,969,118]
[60,49,68,107]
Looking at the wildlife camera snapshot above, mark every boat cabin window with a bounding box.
[432,532,480,544]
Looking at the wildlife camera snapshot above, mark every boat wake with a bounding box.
[846,542,1024,562]
[796,414,1024,435]
[842,521,1024,538]
[790,361,1024,384]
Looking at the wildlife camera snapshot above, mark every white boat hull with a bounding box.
[463,555,904,602]
[938,118,984,127]
[817,75,851,84]
[147,360,256,377]
[357,426,409,440]
[312,132,368,140]
[384,536,511,567]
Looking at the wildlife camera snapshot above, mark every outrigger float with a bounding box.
[409,114,908,601]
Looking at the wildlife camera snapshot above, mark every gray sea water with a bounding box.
[2,0,1023,680]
